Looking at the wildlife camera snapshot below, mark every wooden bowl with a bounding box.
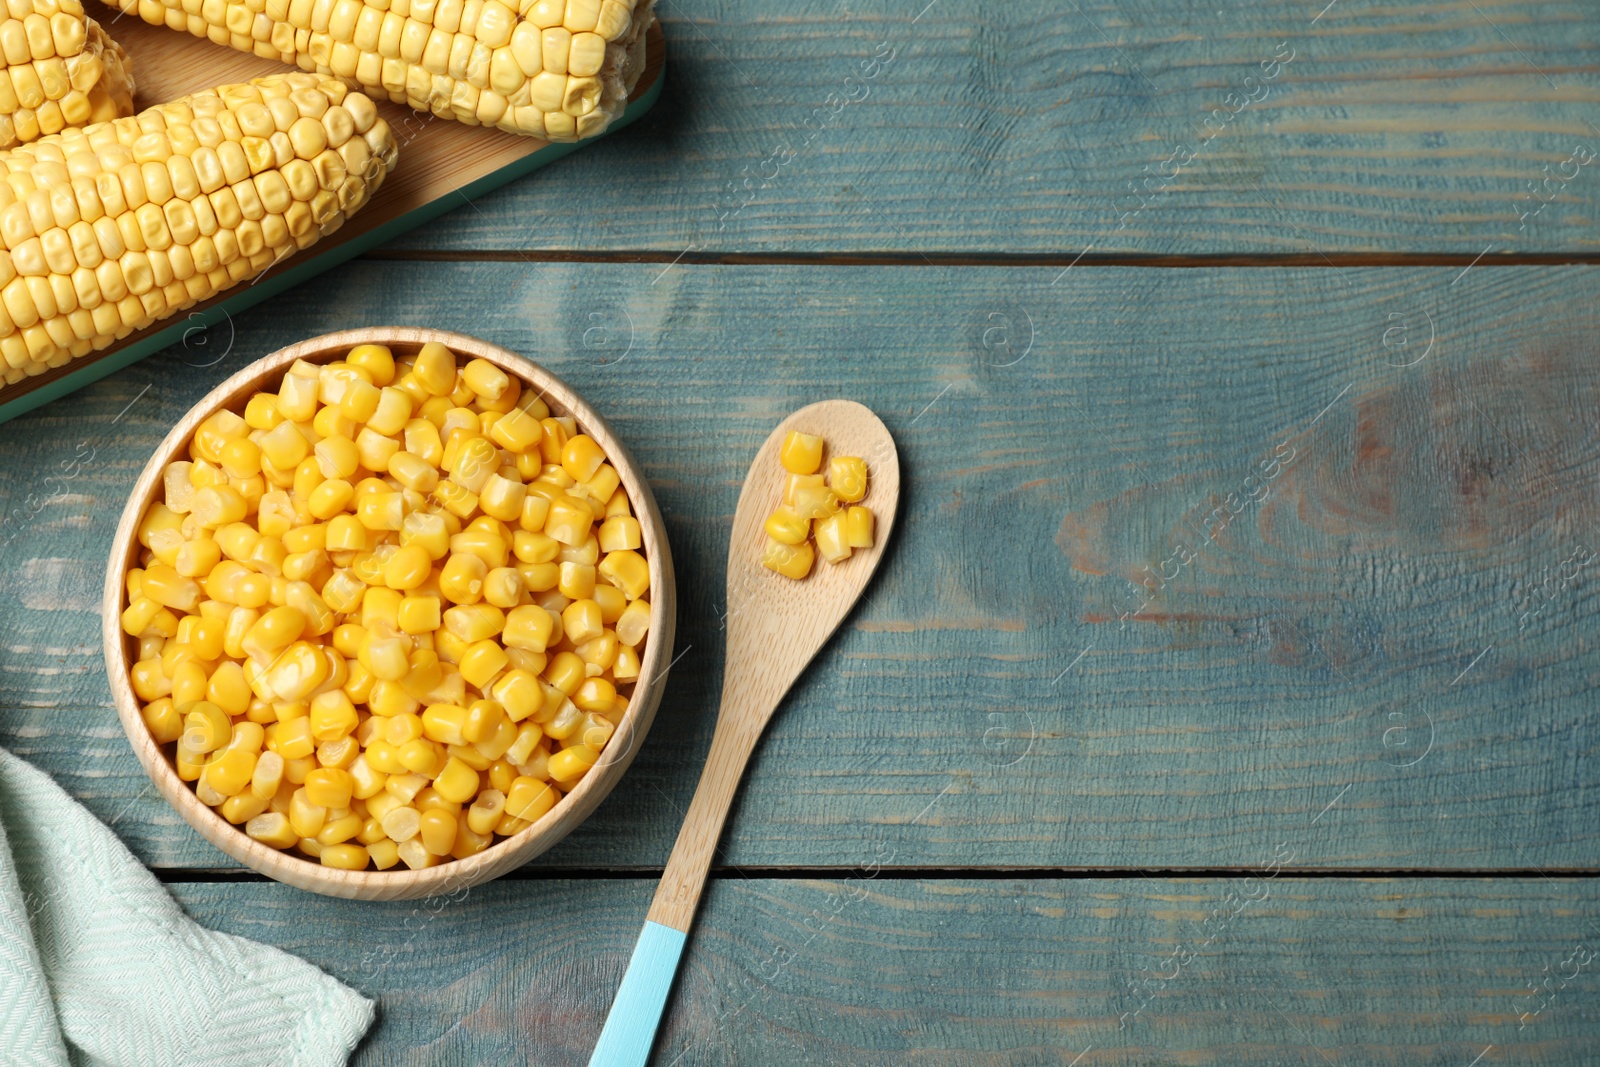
[102,328,676,900]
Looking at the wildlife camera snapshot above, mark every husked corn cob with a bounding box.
[0,0,135,148]
[112,0,654,142]
[0,71,397,384]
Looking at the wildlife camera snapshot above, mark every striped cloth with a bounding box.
[0,748,374,1066]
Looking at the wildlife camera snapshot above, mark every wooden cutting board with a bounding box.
[0,12,665,424]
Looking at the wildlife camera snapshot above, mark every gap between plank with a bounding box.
[361,249,1600,268]
[152,865,1600,884]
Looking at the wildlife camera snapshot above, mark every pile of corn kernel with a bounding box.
[760,430,874,579]
[121,341,650,872]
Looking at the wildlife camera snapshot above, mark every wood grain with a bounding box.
[648,400,898,931]
[101,329,676,898]
[384,0,1600,256]
[169,875,1600,1065]
[0,15,665,411]
[3,262,1599,872]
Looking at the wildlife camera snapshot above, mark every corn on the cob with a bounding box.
[0,71,397,384]
[0,0,135,149]
[110,0,653,142]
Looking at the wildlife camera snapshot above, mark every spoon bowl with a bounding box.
[719,401,902,736]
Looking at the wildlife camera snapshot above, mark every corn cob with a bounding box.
[0,0,135,148]
[110,0,653,142]
[0,71,397,384]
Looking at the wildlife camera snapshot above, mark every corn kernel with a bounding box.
[260,421,310,471]
[790,483,840,521]
[597,550,649,599]
[309,690,358,741]
[558,561,596,600]
[356,490,404,532]
[574,677,615,713]
[143,699,184,744]
[780,431,824,474]
[413,342,458,396]
[479,473,527,522]
[489,407,541,453]
[289,787,327,837]
[466,789,506,834]
[439,552,487,604]
[384,543,433,590]
[459,639,510,689]
[451,527,510,569]
[762,538,813,580]
[347,345,396,386]
[502,717,542,763]
[579,465,621,510]
[483,567,525,609]
[276,716,316,761]
[398,737,446,777]
[548,743,599,785]
[614,645,641,682]
[204,747,257,797]
[473,715,521,761]
[783,473,824,506]
[320,843,370,870]
[419,704,466,746]
[448,437,498,495]
[397,838,438,869]
[545,652,587,697]
[561,599,603,645]
[443,603,505,643]
[844,506,875,548]
[419,808,457,855]
[827,456,869,503]
[317,811,364,845]
[221,793,271,824]
[433,756,480,803]
[489,670,543,722]
[381,804,421,841]
[340,378,382,423]
[304,767,354,808]
[397,594,441,635]
[368,838,401,869]
[560,434,606,483]
[543,494,593,546]
[814,512,851,564]
[598,515,641,552]
[505,776,558,822]
[246,812,300,848]
[763,506,809,546]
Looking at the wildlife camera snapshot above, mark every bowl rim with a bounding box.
[102,327,676,900]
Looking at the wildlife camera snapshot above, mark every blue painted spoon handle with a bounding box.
[588,721,763,1066]
[587,920,689,1066]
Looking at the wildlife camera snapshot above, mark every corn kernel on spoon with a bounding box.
[588,399,899,1066]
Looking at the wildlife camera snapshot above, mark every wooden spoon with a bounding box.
[587,400,900,1066]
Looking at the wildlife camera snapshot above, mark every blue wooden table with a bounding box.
[4,1,1600,1062]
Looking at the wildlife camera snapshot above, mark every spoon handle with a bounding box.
[588,710,763,1066]
[585,919,687,1066]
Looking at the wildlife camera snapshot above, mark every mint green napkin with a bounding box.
[0,748,375,1066]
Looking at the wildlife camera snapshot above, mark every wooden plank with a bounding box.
[0,18,666,418]
[3,261,1599,870]
[169,875,1600,1064]
[387,0,1600,257]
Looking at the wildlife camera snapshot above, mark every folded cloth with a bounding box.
[0,748,375,1066]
